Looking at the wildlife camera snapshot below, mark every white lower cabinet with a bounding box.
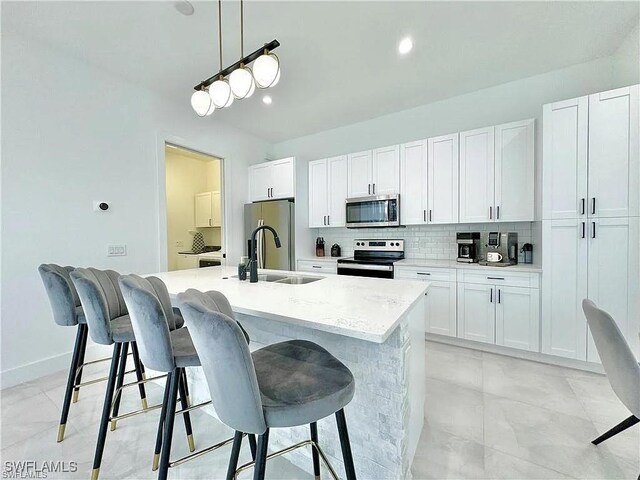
[458,274,540,351]
[296,260,337,275]
[176,254,199,270]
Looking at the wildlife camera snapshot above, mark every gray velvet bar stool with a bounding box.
[178,288,358,480]
[119,274,256,480]
[38,264,111,443]
[70,268,188,480]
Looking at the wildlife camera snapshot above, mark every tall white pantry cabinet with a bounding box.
[542,85,640,362]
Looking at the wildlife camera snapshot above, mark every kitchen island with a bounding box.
[153,266,429,479]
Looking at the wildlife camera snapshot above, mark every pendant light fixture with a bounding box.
[191,0,280,115]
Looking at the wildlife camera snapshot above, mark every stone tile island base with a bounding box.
[185,298,426,479]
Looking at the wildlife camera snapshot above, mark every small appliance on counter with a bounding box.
[521,243,533,264]
[316,237,325,257]
[456,232,481,263]
[331,243,341,257]
[479,232,518,266]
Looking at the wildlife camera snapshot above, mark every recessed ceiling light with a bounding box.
[398,37,413,55]
[262,95,273,105]
[174,1,194,16]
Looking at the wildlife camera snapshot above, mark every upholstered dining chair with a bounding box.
[582,299,640,445]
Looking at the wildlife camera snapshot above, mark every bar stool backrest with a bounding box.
[119,274,175,373]
[38,264,82,327]
[582,299,640,417]
[70,268,126,345]
[179,289,266,435]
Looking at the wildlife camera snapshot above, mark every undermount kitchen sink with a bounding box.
[231,274,324,284]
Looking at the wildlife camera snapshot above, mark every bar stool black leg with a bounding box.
[177,367,195,452]
[110,342,129,431]
[158,369,180,480]
[130,342,148,409]
[310,422,321,479]
[592,415,640,445]
[253,429,269,480]
[335,409,356,480]
[91,343,122,480]
[248,434,257,460]
[73,324,89,404]
[152,371,173,471]
[57,324,86,442]
[181,368,190,405]
[226,431,243,480]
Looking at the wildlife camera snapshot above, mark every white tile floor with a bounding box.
[1,341,638,479]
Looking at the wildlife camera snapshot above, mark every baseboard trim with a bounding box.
[1,343,112,389]
[426,333,605,374]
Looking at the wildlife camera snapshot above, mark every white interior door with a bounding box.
[400,140,427,225]
[427,133,459,224]
[587,217,640,362]
[308,159,328,228]
[458,282,495,344]
[542,97,588,220]
[541,219,588,360]
[426,281,457,337]
[347,150,372,197]
[496,286,540,352]
[459,127,495,223]
[495,119,535,222]
[194,192,212,227]
[327,155,348,227]
[270,158,295,199]
[588,85,639,218]
[372,145,400,195]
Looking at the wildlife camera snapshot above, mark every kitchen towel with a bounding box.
[191,232,206,253]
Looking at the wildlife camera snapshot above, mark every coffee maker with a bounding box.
[457,232,481,263]
[480,232,518,266]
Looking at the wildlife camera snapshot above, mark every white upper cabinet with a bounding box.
[347,150,372,197]
[459,127,495,223]
[400,140,427,225]
[542,97,589,220]
[428,133,459,224]
[587,85,639,218]
[248,157,295,202]
[308,156,348,228]
[195,191,221,228]
[308,159,329,228]
[372,145,400,195]
[495,119,535,222]
[347,147,400,197]
[327,155,348,227]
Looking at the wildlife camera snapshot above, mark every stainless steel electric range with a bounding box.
[337,239,405,279]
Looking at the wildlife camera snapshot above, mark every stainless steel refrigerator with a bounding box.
[244,200,295,271]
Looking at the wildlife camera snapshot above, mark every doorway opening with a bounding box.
[164,143,224,271]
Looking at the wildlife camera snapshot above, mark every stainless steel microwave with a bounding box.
[345,194,400,228]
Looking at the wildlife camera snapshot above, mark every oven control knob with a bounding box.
[356,242,361,246]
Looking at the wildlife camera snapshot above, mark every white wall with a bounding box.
[612,22,640,86]
[0,32,269,387]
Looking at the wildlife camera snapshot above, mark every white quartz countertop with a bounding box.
[395,258,542,273]
[153,266,429,343]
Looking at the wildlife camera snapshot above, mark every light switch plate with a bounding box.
[107,244,127,256]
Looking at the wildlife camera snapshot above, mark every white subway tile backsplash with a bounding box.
[316,222,535,263]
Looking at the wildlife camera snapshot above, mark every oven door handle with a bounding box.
[337,263,393,272]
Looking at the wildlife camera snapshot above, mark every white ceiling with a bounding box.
[4,1,638,143]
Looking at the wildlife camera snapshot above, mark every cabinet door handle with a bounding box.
[267,188,270,198]
[416,272,431,276]
[323,216,326,226]
[209,219,211,226]
[581,222,585,239]
[487,276,505,280]
[429,210,432,222]
[368,184,371,195]
[327,215,330,225]
[490,288,493,303]
[373,183,376,194]
[592,221,596,239]
[498,289,501,304]
[581,198,585,215]
[312,265,322,269]
[591,197,596,215]
[496,206,500,220]
[423,210,426,222]
[489,206,493,220]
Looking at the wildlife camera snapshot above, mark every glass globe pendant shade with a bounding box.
[191,89,214,117]
[229,66,256,99]
[209,79,234,108]
[252,52,280,88]
[204,91,216,116]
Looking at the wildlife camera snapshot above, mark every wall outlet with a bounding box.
[107,244,127,256]
[175,241,184,248]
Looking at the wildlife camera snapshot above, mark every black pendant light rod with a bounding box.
[194,39,280,91]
